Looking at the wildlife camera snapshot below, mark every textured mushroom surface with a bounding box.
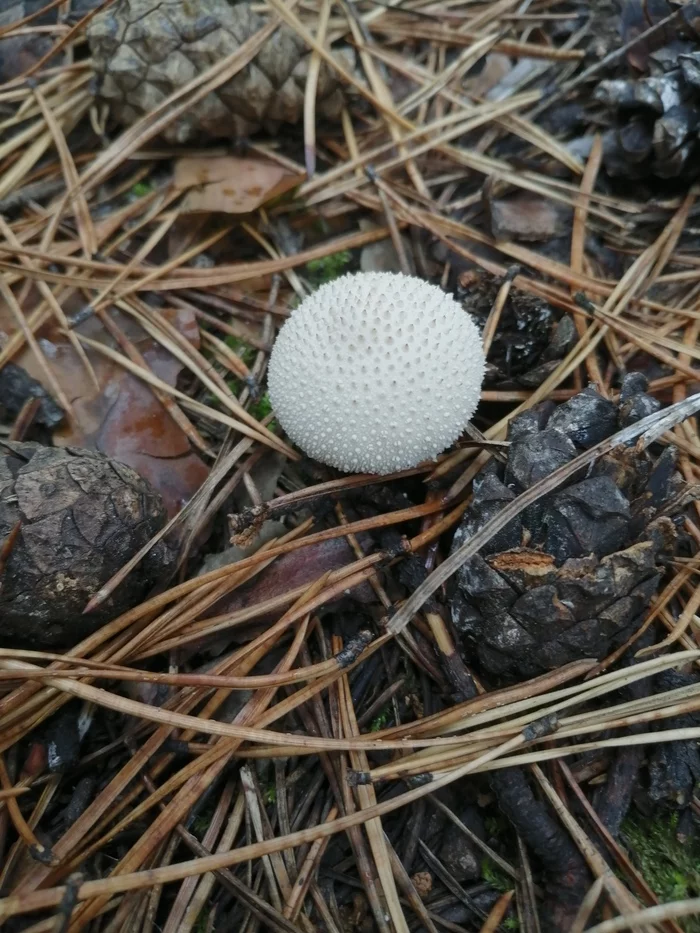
[268,272,485,474]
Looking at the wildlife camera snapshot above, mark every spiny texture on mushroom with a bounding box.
[268,271,485,474]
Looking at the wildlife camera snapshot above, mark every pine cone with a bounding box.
[450,376,695,681]
[87,0,351,144]
[597,66,700,179]
[595,2,700,179]
[457,272,577,389]
[0,1,99,82]
[0,442,173,647]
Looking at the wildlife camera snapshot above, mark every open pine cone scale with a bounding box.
[450,377,696,681]
[87,0,351,143]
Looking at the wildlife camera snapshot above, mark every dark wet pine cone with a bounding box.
[450,376,695,681]
[0,0,98,82]
[87,0,350,144]
[0,442,172,648]
[595,2,700,179]
[457,272,577,389]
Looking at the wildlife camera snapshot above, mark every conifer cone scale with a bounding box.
[450,378,695,681]
[457,272,577,389]
[87,0,350,143]
[0,443,172,647]
[595,1,700,180]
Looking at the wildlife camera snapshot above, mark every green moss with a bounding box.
[306,250,352,285]
[622,813,700,931]
[130,181,152,197]
[484,813,509,839]
[224,334,256,367]
[249,391,274,424]
[482,858,512,894]
[370,708,391,732]
[191,810,214,837]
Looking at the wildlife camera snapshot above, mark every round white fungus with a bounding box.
[268,271,485,474]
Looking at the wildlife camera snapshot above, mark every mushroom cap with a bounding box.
[268,271,485,474]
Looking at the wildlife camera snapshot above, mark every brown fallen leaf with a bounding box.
[485,192,572,243]
[57,308,210,518]
[210,536,375,624]
[0,301,209,519]
[173,155,304,214]
[187,536,376,659]
[463,52,512,100]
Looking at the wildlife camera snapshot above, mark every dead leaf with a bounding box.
[0,301,209,519]
[464,53,513,100]
[485,192,572,243]
[210,536,375,624]
[187,536,376,659]
[174,155,304,214]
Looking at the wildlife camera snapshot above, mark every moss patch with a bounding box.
[482,857,513,894]
[622,813,700,931]
[306,249,352,285]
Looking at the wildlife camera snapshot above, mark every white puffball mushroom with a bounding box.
[268,271,485,474]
